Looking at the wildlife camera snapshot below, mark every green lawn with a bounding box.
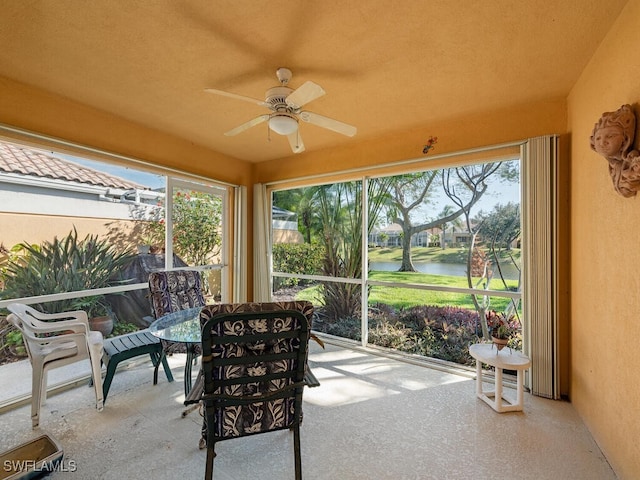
[369,271,517,310]
[368,246,466,263]
[367,246,521,264]
[296,270,519,312]
[292,246,521,312]
[294,254,523,363]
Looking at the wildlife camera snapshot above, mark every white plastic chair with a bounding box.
[7,303,104,428]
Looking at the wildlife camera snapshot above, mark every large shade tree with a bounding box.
[386,162,505,272]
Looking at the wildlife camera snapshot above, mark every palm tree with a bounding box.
[437,205,457,249]
[316,178,392,321]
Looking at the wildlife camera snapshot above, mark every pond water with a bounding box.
[369,261,520,281]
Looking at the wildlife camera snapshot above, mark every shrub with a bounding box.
[110,321,139,337]
[272,243,324,289]
[5,328,25,354]
[316,316,362,341]
[0,229,135,315]
[314,303,483,366]
[0,316,26,362]
[391,305,481,365]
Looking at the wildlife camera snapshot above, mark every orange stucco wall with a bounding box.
[567,0,640,478]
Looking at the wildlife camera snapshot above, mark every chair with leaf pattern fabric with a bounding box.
[148,269,206,319]
[196,301,317,480]
[148,269,207,392]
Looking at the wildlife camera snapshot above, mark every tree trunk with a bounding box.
[399,233,416,271]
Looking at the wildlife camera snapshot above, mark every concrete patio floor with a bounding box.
[0,341,616,479]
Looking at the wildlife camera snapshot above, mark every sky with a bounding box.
[399,170,521,227]
[442,180,520,215]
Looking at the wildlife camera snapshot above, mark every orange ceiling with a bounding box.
[0,1,628,163]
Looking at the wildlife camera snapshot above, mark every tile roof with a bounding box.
[0,141,146,190]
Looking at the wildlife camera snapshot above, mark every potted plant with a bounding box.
[485,309,518,351]
[138,224,164,254]
[72,295,115,337]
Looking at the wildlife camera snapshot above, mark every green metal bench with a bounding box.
[102,329,174,402]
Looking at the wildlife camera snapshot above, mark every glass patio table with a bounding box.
[149,307,203,396]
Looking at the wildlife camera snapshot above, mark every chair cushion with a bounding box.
[186,301,314,405]
[200,301,313,328]
[200,302,312,440]
[149,270,206,318]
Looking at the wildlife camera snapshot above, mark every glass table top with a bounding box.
[148,307,202,343]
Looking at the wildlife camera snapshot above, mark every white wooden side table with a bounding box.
[469,343,531,413]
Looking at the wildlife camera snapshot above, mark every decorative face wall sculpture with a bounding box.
[590,104,640,197]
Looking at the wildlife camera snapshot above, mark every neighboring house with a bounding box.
[370,223,463,248]
[272,206,303,243]
[0,141,163,248]
[369,223,403,247]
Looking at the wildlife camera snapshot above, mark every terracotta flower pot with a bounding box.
[89,315,114,337]
[491,336,509,351]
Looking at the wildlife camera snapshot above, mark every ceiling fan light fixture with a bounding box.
[206,68,355,153]
[269,113,298,135]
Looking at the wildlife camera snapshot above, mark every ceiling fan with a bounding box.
[205,67,357,154]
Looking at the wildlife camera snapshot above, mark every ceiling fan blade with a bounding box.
[205,88,269,107]
[285,81,325,109]
[299,111,357,137]
[224,114,270,136]
[287,131,305,154]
